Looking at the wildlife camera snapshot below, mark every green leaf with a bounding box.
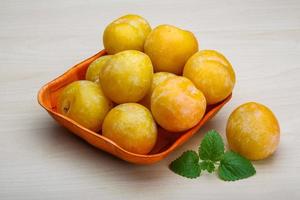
[218,151,256,181]
[169,151,201,178]
[200,161,215,173]
[199,130,225,161]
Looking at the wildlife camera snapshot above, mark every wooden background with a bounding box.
[1,0,299,199]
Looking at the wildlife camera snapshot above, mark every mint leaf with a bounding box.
[218,151,256,181]
[169,130,257,182]
[169,151,201,178]
[200,161,215,173]
[199,130,224,161]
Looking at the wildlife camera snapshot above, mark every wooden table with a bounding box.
[1,0,299,199]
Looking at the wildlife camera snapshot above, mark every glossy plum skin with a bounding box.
[151,76,206,132]
[183,50,235,105]
[57,80,113,132]
[102,103,157,155]
[226,102,280,160]
[100,50,153,104]
[144,24,198,75]
[139,72,176,109]
[103,14,151,54]
[85,55,112,83]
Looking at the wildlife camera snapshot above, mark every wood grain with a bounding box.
[0,0,300,199]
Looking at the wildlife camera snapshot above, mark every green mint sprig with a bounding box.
[169,130,256,181]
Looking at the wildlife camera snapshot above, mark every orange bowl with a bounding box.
[38,50,232,164]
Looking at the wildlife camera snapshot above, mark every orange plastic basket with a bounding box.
[38,50,231,164]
